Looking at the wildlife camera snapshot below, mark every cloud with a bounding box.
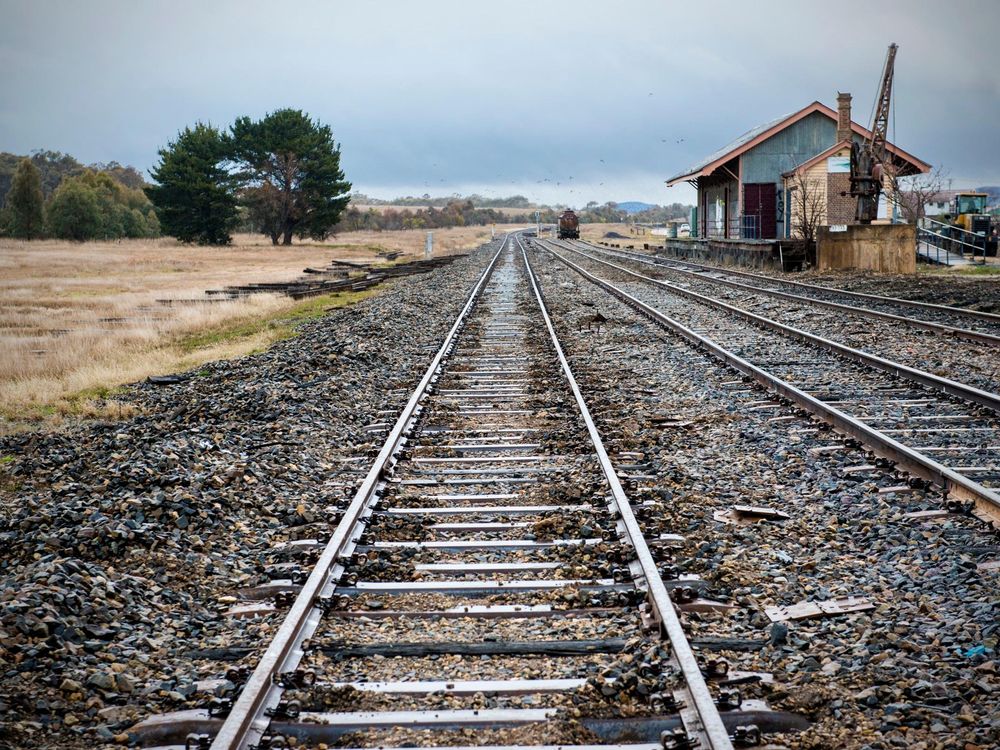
[0,0,997,204]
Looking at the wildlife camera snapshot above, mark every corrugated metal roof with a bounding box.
[666,101,930,186]
[666,110,794,184]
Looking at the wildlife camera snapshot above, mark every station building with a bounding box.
[666,94,930,241]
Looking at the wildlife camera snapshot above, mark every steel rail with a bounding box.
[536,241,1000,525]
[517,236,734,750]
[584,240,1000,325]
[568,239,1000,346]
[210,237,508,750]
[546,240,1000,415]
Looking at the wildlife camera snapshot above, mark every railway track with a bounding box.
[574,239,1000,341]
[537,238,1000,528]
[128,235,802,750]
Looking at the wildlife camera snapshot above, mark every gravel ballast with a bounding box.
[0,241,502,749]
[529,245,999,750]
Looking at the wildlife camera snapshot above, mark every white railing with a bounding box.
[917,217,989,265]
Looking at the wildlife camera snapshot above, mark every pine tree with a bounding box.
[230,109,351,245]
[145,123,238,245]
[7,158,45,239]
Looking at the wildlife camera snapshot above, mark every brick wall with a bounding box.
[827,173,854,224]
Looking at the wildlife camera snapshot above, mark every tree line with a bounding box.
[352,193,536,209]
[146,109,351,245]
[0,152,159,241]
[337,201,538,232]
[577,201,691,224]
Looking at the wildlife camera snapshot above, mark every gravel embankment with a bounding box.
[530,248,1000,750]
[571,246,1000,395]
[638,250,1000,314]
[0,240,501,749]
[804,270,1000,314]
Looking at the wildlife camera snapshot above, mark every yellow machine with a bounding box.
[945,192,996,256]
[949,192,989,232]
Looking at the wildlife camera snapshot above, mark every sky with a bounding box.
[2,0,999,208]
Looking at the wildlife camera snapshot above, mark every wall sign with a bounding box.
[827,156,850,173]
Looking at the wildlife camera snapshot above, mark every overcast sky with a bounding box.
[2,0,998,207]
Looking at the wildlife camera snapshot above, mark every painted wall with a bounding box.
[741,112,838,183]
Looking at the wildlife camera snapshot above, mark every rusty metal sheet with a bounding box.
[765,596,875,623]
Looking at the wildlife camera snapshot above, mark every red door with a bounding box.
[743,183,777,239]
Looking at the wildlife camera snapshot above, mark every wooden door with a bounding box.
[744,183,777,239]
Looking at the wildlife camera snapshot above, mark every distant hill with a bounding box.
[616,201,656,215]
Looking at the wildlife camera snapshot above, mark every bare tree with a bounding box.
[892,165,949,223]
[787,172,826,245]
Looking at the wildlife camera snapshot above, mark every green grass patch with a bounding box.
[177,287,382,354]
[954,264,1000,276]
[919,262,1000,276]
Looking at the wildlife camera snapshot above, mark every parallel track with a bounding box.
[129,235,803,750]
[575,239,1000,338]
[538,239,1000,526]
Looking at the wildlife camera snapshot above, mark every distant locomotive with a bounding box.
[557,209,580,239]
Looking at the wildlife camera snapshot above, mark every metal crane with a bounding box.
[850,43,898,223]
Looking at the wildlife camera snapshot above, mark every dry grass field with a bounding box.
[578,222,642,243]
[0,225,511,430]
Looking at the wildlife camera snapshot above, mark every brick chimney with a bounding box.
[837,92,852,143]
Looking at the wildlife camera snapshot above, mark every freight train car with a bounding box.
[557,209,580,239]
